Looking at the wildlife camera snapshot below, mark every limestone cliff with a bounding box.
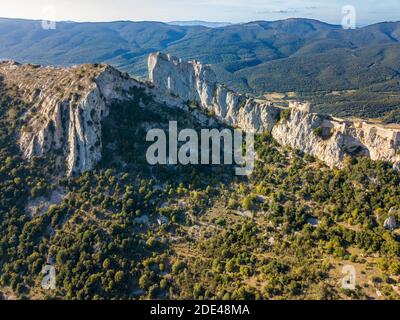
[1,53,399,176]
[148,52,400,169]
[148,52,280,132]
[0,61,142,176]
[272,103,400,168]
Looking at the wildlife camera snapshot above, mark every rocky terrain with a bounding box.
[149,52,400,169]
[0,53,399,177]
[272,105,400,169]
[0,61,145,176]
[148,52,281,133]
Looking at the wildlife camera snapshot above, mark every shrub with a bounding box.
[279,109,291,122]
[313,127,324,138]
[242,194,257,211]
[172,261,186,274]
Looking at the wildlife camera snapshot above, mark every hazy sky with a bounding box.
[1,0,399,25]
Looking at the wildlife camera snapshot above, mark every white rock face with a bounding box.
[149,52,400,168]
[272,105,400,168]
[0,62,142,176]
[272,106,363,168]
[354,122,400,163]
[148,52,280,132]
[62,66,142,176]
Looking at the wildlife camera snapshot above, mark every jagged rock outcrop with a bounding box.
[0,61,142,176]
[148,52,280,132]
[149,52,400,168]
[272,104,365,168]
[272,103,400,168]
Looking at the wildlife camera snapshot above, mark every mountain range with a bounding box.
[0,17,400,119]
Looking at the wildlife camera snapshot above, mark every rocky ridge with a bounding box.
[0,61,143,176]
[148,52,400,169]
[1,53,399,177]
[148,52,280,133]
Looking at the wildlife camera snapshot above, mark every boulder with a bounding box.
[384,216,398,230]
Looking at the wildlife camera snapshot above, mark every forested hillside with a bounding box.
[0,18,399,94]
[0,70,400,300]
